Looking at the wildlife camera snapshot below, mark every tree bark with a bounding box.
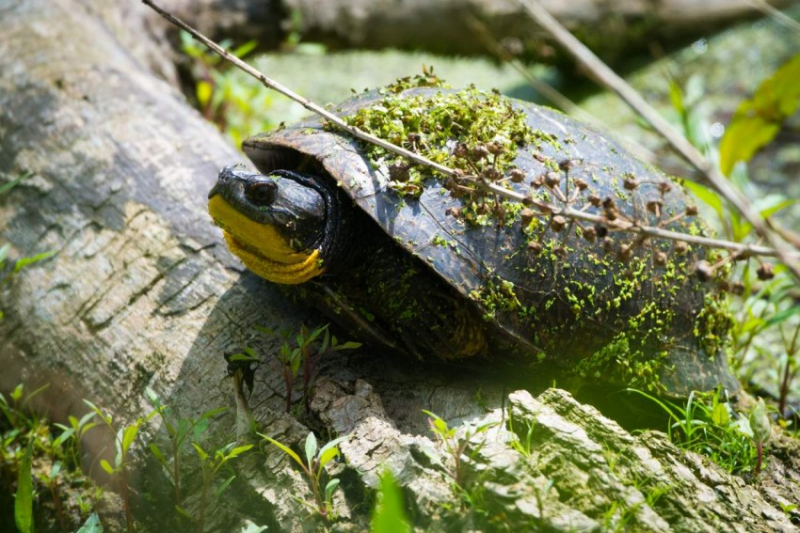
[1,1,798,531]
[0,0,309,437]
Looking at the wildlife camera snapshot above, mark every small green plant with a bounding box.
[85,400,162,533]
[258,324,361,413]
[190,440,254,532]
[669,59,800,430]
[1,383,104,531]
[145,387,227,509]
[731,272,800,418]
[628,388,758,474]
[53,410,99,476]
[507,409,536,458]
[600,469,671,532]
[423,411,496,490]
[748,398,772,476]
[371,469,411,533]
[260,431,348,521]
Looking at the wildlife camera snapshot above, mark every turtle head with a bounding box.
[208,166,332,284]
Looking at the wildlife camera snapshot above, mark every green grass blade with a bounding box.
[371,470,411,533]
[15,439,35,533]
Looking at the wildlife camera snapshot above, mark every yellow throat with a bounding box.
[208,195,324,284]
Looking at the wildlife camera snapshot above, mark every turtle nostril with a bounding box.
[245,180,277,207]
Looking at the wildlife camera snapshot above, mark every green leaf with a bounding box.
[100,459,114,475]
[324,478,340,502]
[0,243,10,264]
[318,446,340,471]
[53,427,75,448]
[253,325,275,336]
[197,81,213,108]
[260,434,304,469]
[76,513,103,533]
[371,470,411,533]
[215,474,236,497]
[0,172,31,196]
[15,438,34,533]
[336,341,362,351]
[719,53,800,175]
[305,432,318,467]
[668,79,685,116]
[765,303,800,327]
[77,411,98,431]
[192,442,209,462]
[14,250,56,274]
[711,402,730,426]
[232,40,258,59]
[121,424,139,454]
[317,435,349,467]
[11,384,23,402]
[49,461,62,481]
[149,443,167,465]
[226,444,254,460]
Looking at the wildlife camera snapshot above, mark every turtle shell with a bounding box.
[242,86,737,396]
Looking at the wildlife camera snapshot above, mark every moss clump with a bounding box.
[574,333,670,394]
[694,292,734,357]
[342,84,540,211]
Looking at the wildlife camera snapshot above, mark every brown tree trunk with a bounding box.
[1,1,798,531]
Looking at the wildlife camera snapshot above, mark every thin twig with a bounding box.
[143,0,798,262]
[143,0,459,181]
[518,0,800,281]
[481,181,794,258]
[463,13,659,172]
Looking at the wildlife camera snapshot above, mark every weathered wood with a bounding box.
[0,0,308,431]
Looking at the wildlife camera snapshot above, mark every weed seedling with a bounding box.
[423,411,496,490]
[260,431,348,521]
[258,324,360,413]
[190,441,254,531]
[85,400,161,532]
[628,388,758,474]
[146,388,227,508]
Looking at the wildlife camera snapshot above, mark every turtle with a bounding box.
[208,80,738,397]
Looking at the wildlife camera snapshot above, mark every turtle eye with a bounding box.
[245,180,277,207]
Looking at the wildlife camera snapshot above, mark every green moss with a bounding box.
[694,292,734,357]
[340,84,544,223]
[469,276,523,321]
